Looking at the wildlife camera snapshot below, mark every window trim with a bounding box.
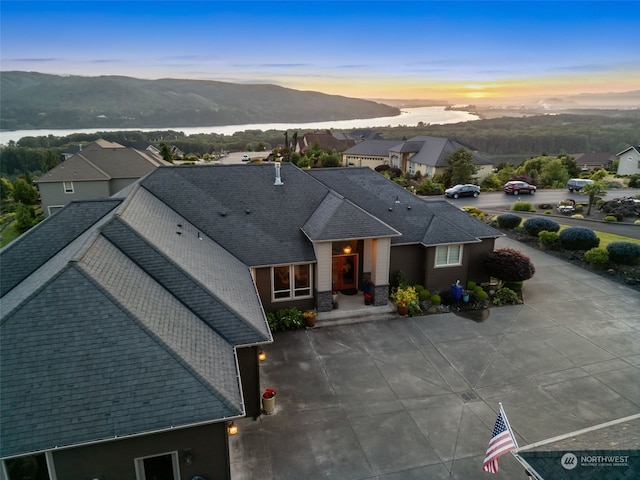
[271,263,313,302]
[434,244,463,268]
[63,181,74,194]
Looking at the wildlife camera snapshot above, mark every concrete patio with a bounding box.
[230,237,640,479]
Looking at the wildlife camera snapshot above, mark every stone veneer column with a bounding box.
[373,284,389,306]
[317,290,333,312]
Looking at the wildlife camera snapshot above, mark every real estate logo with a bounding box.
[560,452,630,470]
[561,453,578,470]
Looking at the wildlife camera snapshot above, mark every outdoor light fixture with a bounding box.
[343,245,352,254]
[258,349,266,361]
[228,421,239,435]
[183,449,193,465]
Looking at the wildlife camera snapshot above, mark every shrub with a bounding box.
[603,215,618,222]
[584,247,609,265]
[523,217,560,236]
[538,230,560,249]
[544,210,552,214]
[497,213,522,229]
[635,220,640,225]
[266,307,305,332]
[558,227,600,250]
[430,294,441,306]
[466,280,477,290]
[484,248,536,282]
[493,287,519,306]
[571,214,584,219]
[503,281,523,292]
[606,242,640,265]
[418,288,431,302]
[416,177,444,196]
[475,289,489,301]
[512,201,535,212]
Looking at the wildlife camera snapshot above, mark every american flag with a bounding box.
[482,406,517,473]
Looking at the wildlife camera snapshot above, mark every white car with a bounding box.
[241,154,250,162]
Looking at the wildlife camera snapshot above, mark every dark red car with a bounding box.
[504,181,537,195]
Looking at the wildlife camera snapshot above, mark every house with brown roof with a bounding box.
[570,152,615,171]
[36,139,172,217]
[295,131,356,154]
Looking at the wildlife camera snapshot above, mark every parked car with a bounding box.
[504,181,537,195]
[567,178,594,192]
[241,154,250,162]
[444,184,480,199]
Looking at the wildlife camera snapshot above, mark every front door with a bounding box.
[332,254,358,291]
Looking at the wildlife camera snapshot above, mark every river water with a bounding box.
[0,106,478,145]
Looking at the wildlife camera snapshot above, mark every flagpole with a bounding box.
[499,402,519,450]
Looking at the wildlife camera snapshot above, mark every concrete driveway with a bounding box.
[230,237,640,479]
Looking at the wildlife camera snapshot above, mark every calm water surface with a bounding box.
[0,106,478,145]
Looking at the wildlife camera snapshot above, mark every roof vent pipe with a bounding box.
[274,162,284,186]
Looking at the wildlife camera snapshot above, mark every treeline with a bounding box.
[2,112,639,177]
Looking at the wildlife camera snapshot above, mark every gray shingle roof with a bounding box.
[302,191,400,241]
[1,264,241,458]
[1,184,271,459]
[343,139,403,157]
[141,164,328,266]
[36,140,170,184]
[0,199,122,297]
[307,167,501,246]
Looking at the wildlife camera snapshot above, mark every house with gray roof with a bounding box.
[1,162,501,478]
[342,135,494,182]
[36,138,172,217]
[1,186,272,478]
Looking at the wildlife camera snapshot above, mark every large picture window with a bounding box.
[272,264,312,300]
[435,245,462,267]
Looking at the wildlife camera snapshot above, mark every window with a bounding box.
[272,264,312,300]
[408,162,415,174]
[134,452,179,480]
[63,181,74,193]
[435,245,462,267]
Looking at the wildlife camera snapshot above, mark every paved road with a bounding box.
[425,189,640,239]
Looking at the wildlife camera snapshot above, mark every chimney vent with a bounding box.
[274,162,284,186]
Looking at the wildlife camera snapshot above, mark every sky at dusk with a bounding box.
[1,1,639,102]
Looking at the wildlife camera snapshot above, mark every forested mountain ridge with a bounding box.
[0,71,400,130]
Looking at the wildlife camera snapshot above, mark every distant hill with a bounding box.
[0,71,400,130]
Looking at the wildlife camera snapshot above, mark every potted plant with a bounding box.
[390,284,418,316]
[303,310,317,328]
[364,293,372,305]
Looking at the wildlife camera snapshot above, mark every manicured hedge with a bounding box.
[606,242,640,265]
[497,213,522,229]
[558,227,600,250]
[523,217,560,236]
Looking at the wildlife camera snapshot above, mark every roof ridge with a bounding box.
[72,262,244,414]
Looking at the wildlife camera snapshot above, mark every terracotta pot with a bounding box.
[397,305,408,316]
[305,315,316,327]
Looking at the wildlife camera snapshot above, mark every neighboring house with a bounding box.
[571,152,615,171]
[294,131,355,154]
[342,135,494,182]
[1,162,502,478]
[616,146,640,176]
[1,189,272,478]
[333,129,385,142]
[35,139,172,217]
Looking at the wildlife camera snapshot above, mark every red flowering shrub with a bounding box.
[484,248,536,282]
